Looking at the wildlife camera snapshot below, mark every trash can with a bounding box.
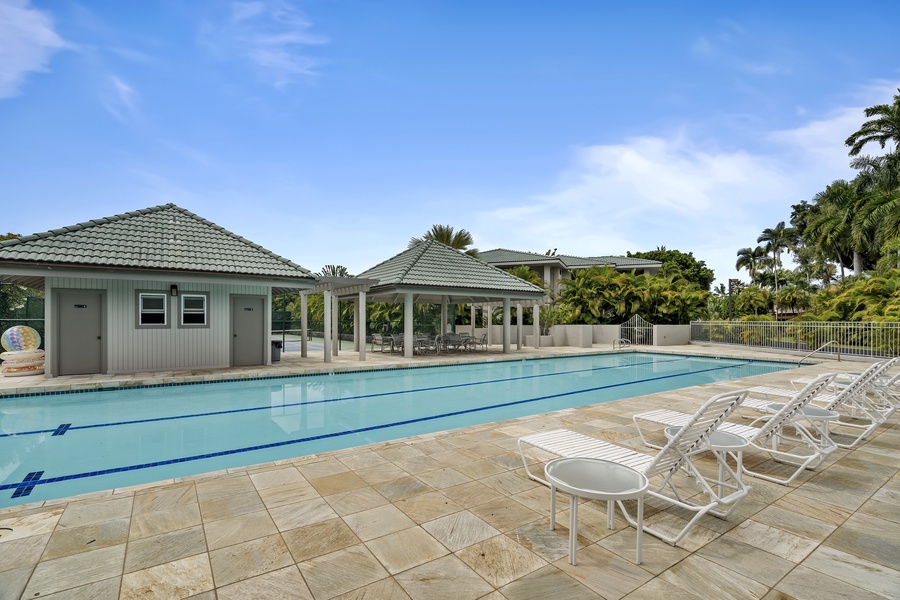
[271,340,283,362]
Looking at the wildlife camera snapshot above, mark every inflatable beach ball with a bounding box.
[1,326,42,352]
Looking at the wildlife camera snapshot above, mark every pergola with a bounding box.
[295,241,547,362]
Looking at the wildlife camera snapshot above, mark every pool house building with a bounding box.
[0,204,318,376]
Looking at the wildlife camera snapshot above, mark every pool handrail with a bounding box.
[798,340,840,364]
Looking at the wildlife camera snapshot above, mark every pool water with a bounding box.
[0,352,794,507]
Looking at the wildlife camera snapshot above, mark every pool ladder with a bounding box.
[613,338,632,350]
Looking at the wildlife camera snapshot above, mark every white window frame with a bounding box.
[136,292,169,328]
[179,293,209,328]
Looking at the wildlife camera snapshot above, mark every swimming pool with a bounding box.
[0,352,794,508]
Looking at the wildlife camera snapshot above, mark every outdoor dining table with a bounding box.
[437,334,466,353]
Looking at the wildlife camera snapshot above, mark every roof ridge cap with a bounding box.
[397,240,433,280]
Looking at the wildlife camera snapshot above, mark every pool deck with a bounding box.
[1,345,897,599]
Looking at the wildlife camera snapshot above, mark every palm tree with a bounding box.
[735,246,768,283]
[409,225,478,256]
[775,284,810,315]
[845,88,900,157]
[757,222,796,304]
[409,225,478,330]
[806,180,869,277]
[319,264,351,277]
[852,152,900,260]
[557,267,605,324]
[505,266,545,288]
[735,286,771,316]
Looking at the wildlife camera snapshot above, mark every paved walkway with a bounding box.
[1,345,897,599]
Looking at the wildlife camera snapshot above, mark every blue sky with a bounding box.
[2,0,899,287]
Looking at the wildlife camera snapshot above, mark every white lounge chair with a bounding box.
[744,358,898,449]
[872,368,900,415]
[633,373,836,486]
[518,389,749,547]
[744,358,900,448]
[793,365,900,421]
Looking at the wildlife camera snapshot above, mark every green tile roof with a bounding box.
[0,204,315,280]
[358,241,545,296]
[479,248,661,270]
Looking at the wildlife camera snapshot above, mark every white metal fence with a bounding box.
[620,314,654,346]
[690,320,900,359]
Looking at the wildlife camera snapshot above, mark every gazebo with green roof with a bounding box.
[336,240,547,358]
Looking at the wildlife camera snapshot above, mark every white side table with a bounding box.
[544,457,649,565]
[664,426,749,495]
[767,402,840,443]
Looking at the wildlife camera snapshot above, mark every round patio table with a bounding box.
[544,457,649,566]
[767,402,840,440]
[665,426,750,495]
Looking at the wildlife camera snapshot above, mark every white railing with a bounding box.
[798,340,840,364]
[690,321,900,359]
[612,338,632,350]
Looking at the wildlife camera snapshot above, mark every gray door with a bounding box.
[232,296,265,366]
[58,291,103,375]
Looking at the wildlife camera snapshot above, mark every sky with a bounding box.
[2,0,899,288]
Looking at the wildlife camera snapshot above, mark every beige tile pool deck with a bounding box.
[1,344,897,599]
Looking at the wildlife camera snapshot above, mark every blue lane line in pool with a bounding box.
[1,355,695,439]
[1,361,749,496]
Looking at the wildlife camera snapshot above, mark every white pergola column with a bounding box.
[533,305,541,348]
[323,289,332,363]
[516,303,522,350]
[353,298,359,352]
[300,293,308,358]
[502,298,511,353]
[404,292,414,358]
[441,296,448,335]
[485,307,492,346]
[470,305,476,336]
[332,294,339,356]
[358,291,367,361]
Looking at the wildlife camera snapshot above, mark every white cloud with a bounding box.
[0,0,65,98]
[741,63,791,76]
[102,75,139,121]
[691,20,792,78]
[199,0,327,88]
[108,47,154,64]
[478,90,898,287]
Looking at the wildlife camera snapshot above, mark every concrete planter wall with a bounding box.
[564,326,592,348]
[525,335,556,347]
[467,323,691,348]
[653,325,690,346]
[592,325,620,345]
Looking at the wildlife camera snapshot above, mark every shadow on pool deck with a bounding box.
[0,345,897,599]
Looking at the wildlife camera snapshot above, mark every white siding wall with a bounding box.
[48,277,269,374]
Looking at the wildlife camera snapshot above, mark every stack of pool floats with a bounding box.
[0,325,45,377]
